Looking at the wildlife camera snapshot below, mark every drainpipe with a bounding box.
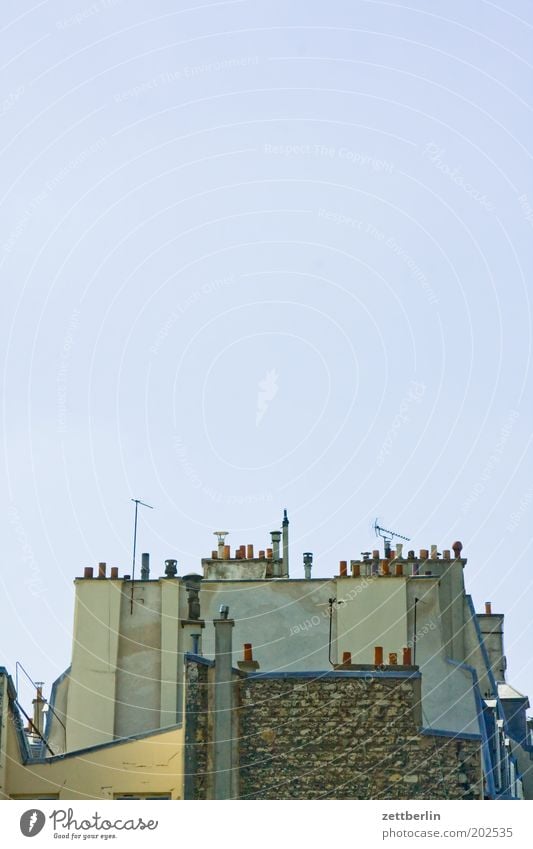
[282,508,289,577]
[213,606,235,800]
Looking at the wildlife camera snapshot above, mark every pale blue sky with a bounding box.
[1,0,532,712]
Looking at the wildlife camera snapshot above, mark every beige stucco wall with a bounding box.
[336,575,408,663]
[3,717,185,800]
[67,579,122,750]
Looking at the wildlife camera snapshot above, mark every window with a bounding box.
[113,793,171,800]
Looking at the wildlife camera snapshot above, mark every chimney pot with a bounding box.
[381,560,390,576]
[247,544,254,559]
[395,563,403,577]
[266,547,273,559]
[389,652,398,665]
[419,549,428,560]
[430,545,438,559]
[244,643,253,662]
[374,646,383,666]
[485,602,492,615]
[442,549,450,560]
[110,567,119,579]
[403,647,412,665]
[342,651,352,665]
[372,549,380,559]
[83,567,94,579]
[98,562,106,579]
[223,545,230,560]
[165,559,178,578]
[339,560,348,577]
[212,550,218,559]
[452,540,463,558]
[351,562,360,578]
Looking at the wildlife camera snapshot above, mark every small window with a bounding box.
[113,793,171,800]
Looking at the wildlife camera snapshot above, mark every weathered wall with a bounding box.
[237,674,482,800]
[199,579,335,670]
[4,715,185,800]
[67,579,122,750]
[336,576,408,662]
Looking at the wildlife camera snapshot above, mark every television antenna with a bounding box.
[130,498,154,613]
[374,519,410,556]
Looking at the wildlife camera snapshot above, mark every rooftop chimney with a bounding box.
[213,608,235,799]
[303,552,313,579]
[452,540,463,558]
[214,531,228,560]
[270,531,281,560]
[165,559,178,578]
[237,642,260,673]
[141,552,150,580]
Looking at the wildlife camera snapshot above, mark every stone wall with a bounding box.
[237,674,482,799]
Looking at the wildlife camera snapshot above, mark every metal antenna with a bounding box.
[374,519,410,557]
[130,498,153,614]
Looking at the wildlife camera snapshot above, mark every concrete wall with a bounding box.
[67,579,122,750]
[199,579,335,671]
[114,582,162,737]
[336,576,408,663]
[64,577,184,748]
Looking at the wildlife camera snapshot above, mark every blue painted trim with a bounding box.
[446,658,497,799]
[28,720,184,765]
[244,669,422,681]
[185,653,214,667]
[466,595,499,697]
[465,595,515,752]
[420,727,482,742]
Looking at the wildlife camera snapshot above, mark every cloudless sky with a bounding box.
[1,0,532,714]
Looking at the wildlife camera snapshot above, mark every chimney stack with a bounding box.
[141,552,150,580]
[164,559,178,578]
[213,608,235,799]
[237,643,260,673]
[270,531,281,561]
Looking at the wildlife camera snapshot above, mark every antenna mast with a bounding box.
[373,518,410,557]
[130,498,153,613]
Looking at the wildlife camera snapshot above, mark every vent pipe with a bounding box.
[141,552,150,580]
[270,531,281,561]
[282,508,289,576]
